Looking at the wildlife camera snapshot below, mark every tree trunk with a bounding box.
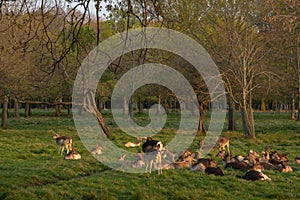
[55,97,62,116]
[14,98,20,118]
[138,97,143,114]
[261,98,266,112]
[100,99,104,110]
[157,95,162,114]
[297,99,300,121]
[1,96,8,128]
[43,98,47,111]
[290,95,295,120]
[103,101,107,110]
[180,100,186,111]
[25,103,30,117]
[228,97,236,131]
[197,102,206,136]
[296,41,300,121]
[272,101,278,112]
[241,106,255,138]
[129,98,134,118]
[67,104,71,115]
[83,91,112,138]
[123,96,129,115]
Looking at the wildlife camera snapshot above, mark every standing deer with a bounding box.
[53,134,72,155]
[217,137,230,155]
[142,137,164,174]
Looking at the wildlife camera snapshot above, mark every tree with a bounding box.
[158,0,277,138]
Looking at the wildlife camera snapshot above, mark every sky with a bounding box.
[68,0,110,19]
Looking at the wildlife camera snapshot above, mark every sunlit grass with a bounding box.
[0,109,299,199]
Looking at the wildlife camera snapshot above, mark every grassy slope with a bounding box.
[0,110,299,200]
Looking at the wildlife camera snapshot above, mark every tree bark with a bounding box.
[297,97,300,121]
[290,95,295,120]
[14,98,20,118]
[272,101,278,112]
[67,104,71,115]
[157,95,162,114]
[241,106,255,138]
[261,98,266,112]
[83,91,112,138]
[197,102,206,136]
[137,97,143,114]
[228,97,236,131]
[1,96,8,128]
[296,39,300,121]
[123,96,129,115]
[55,97,62,116]
[25,103,30,117]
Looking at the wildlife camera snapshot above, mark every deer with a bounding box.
[243,163,271,181]
[295,156,300,164]
[125,137,142,147]
[64,148,81,160]
[53,134,72,155]
[217,137,230,155]
[142,137,164,174]
[91,144,103,155]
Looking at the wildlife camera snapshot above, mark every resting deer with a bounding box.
[295,156,300,164]
[53,134,72,155]
[91,144,103,155]
[64,148,81,160]
[125,137,142,147]
[243,163,271,181]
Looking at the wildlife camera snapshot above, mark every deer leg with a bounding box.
[227,143,230,155]
[158,161,162,175]
[61,146,64,155]
[66,145,69,154]
[145,162,149,173]
[149,160,153,174]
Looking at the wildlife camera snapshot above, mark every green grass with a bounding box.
[0,109,300,199]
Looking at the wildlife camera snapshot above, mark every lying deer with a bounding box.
[64,148,81,160]
[125,137,142,147]
[91,144,103,155]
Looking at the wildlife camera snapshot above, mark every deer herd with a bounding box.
[53,133,298,181]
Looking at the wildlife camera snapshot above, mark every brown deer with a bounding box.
[64,148,81,160]
[295,156,300,164]
[91,144,103,155]
[125,137,142,147]
[217,137,230,154]
[53,134,72,155]
[243,163,271,181]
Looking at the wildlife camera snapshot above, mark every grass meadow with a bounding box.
[0,109,300,199]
